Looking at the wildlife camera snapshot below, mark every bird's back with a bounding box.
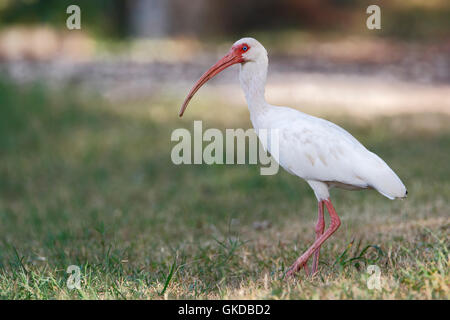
[252,106,407,199]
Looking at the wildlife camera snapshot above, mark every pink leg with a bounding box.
[286,199,341,277]
[311,200,325,275]
[303,263,310,275]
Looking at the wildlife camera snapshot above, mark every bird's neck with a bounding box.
[239,59,269,117]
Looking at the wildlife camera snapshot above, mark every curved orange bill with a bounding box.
[179,50,243,117]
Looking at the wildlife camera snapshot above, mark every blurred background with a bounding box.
[0,0,449,299]
[1,0,449,104]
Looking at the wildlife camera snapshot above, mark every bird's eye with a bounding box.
[242,46,248,52]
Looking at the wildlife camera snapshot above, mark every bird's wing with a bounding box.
[262,107,407,199]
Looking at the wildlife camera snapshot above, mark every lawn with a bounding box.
[0,78,448,299]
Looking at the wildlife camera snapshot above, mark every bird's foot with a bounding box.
[286,254,310,277]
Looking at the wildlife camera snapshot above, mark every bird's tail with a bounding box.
[365,152,407,200]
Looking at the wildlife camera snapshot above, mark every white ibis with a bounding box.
[179,38,407,277]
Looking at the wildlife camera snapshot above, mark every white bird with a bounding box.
[179,38,407,277]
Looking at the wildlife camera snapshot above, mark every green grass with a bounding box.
[0,79,448,299]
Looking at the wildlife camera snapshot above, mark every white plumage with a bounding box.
[235,37,407,202]
[179,37,407,277]
[254,106,407,201]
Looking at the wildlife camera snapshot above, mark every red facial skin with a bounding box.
[179,43,250,117]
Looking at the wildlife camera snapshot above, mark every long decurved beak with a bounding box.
[179,49,243,117]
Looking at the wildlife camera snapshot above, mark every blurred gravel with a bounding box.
[1,40,449,104]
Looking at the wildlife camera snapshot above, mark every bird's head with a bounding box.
[233,37,267,63]
[179,37,267,117]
